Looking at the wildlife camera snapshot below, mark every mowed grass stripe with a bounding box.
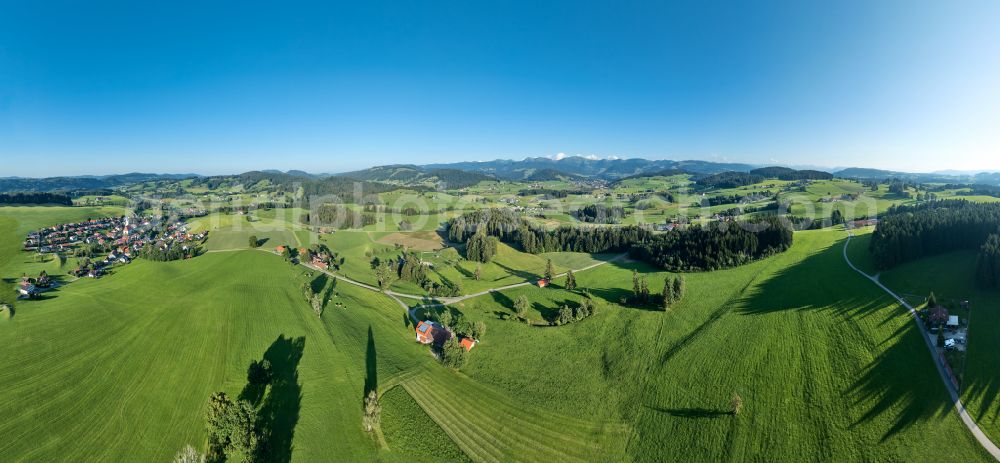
[404,372,623,462]
[403,377,511,462]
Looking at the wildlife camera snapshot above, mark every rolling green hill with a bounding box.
[0,205,993,462]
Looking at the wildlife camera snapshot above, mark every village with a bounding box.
[16,215,207,299]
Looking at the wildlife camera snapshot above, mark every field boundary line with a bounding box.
[843,231,1000,461]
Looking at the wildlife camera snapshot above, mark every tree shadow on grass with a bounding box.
[735,235,956,441]
[586,286,662,312]
[452,263,475,280]
[489,291,514,311]
[493,261,540,282]
[309,273,330,294]
[239,335,304,463]
[365,326,377,396]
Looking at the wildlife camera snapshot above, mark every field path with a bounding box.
[843,231,1000,461]
[303,252,628,308]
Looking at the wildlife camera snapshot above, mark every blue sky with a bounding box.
[1,0,998,176]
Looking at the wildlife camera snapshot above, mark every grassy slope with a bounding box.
[876,247,1000,445]
[379,386,473,462]
[439,229,990,461]
[0,247,425,461]
[1,205,993,462]
[0,206,126,286]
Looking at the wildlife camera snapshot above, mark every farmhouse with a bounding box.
[929,306,949,326]
[537,278,549,288]
[460,337,476,351]
[17,281,37,298]
[415,320,452,345]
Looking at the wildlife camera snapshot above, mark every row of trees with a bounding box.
[629,271,685,310]
[870,200,1000,269]
[304,204,379,229]
[138,242,200,261]
[0,192,73,205]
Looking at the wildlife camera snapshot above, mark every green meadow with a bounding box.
[0,205,993,462]
[867,242,1000,446]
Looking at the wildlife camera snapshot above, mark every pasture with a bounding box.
[876,248,1000,445]
[1,204,994,462]
[421,229,990,461]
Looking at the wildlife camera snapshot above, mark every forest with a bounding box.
[0,192,73,205]
[976,233,1000,288]
[447,208,793,272]
[572,204,626,224]
[869,200,1000,270]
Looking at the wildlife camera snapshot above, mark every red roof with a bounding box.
[537,279,549,287]
[415,320,452,345]
[460,337,476,351]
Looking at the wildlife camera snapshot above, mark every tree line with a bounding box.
[870,200,1000,270]
[448,208,793,272]
[976,233,1000,288]
[0,192,73,205]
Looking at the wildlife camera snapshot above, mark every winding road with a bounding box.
[843,231,1000,460]
[302,253,628,314]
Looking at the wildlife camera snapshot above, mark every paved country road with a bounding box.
[843,231,1000,461]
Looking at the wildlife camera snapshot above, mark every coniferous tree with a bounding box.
[662,278,674,310]
[673,275,685,302]
[514,295,529,320]
[633,270,641,301]
[565,269,576,290]
[544,259,554,281]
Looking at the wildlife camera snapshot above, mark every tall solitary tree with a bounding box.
[673,275,685,302]
[514,295,529,320]
[474,263,482,281]
[565,269,576,290]
[248,235,258,248]
[544,259,554,281]
[640,277,650,303]
[662,278,674,310]
[374,261,395,290]
[632,270,640,301]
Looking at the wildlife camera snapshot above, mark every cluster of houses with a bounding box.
[23,215,207,279]
[414,320,477,351]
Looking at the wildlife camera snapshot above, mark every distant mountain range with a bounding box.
[336,165,497,189]
[420,156,756,180]
[3,157,1000,193]
[0,173,199,193]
